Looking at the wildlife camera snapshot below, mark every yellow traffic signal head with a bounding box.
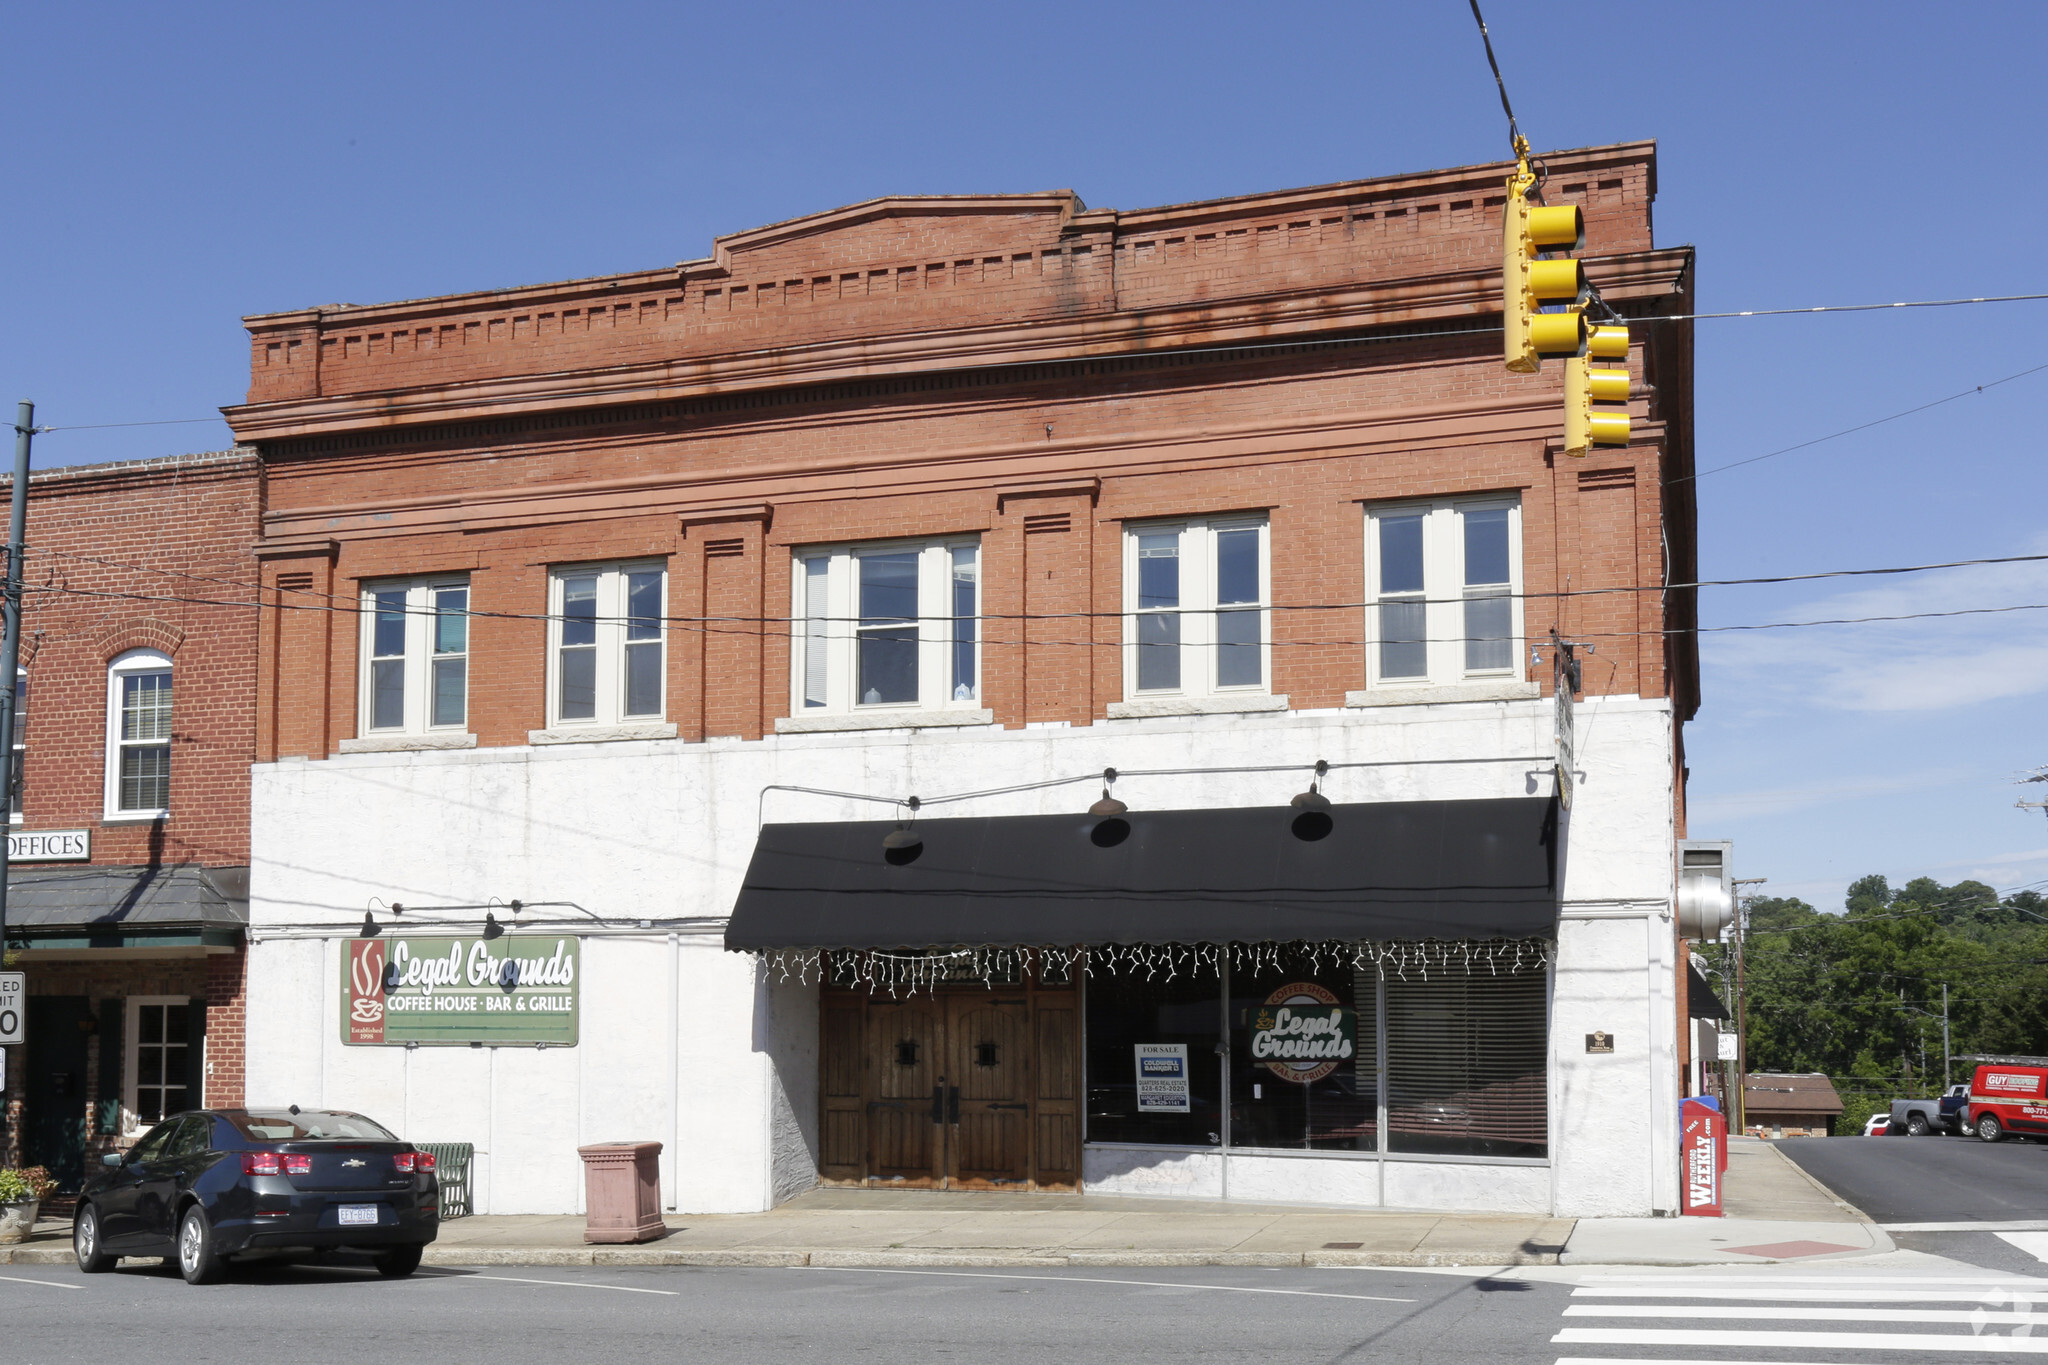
[1587,324,1630,359]
[1564,354,1631,457]
[1526,203,1583,251]
[1503,172,1589,373]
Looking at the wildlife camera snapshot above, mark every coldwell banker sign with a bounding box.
[342,935,579,1046]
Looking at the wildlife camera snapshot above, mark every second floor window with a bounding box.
[1365,497,1523,689]
[107,649,172,816]
[361,579,470,735]
[549,564,666,727]
[792,539,980,715]
[1123,517,1269,700]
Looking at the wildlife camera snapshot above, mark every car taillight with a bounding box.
[394,1150,435,1173]
[285,1154,313,1175]
[242,1152,282,1176]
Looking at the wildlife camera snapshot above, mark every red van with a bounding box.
[1968,1058,2048,1142]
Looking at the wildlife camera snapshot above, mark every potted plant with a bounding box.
[0,1166,56,1244]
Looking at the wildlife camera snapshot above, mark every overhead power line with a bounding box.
[26,545,2048,623]
[19,577,2048,651]
[1676,359,2048,484]
[1646,292,2048,323]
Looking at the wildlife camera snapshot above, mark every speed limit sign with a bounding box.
[0,971,23,1046]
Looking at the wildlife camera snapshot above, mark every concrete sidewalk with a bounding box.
[0,1138,1889,1270]
[1561,1136,1893,1266]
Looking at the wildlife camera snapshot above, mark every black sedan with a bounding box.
[74,1107,439,1284]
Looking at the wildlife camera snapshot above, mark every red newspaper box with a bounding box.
[1680,1098,1725,1217]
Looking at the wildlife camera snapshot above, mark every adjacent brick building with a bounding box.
[0,451,257,1187]
[227,141,1703,1216]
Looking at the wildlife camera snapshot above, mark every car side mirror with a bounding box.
[101,1153,122,1167]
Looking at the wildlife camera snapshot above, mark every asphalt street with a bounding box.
[1776,1133,2048,1276]
[5,1257,2046,1364]
[1775,1134,2048,1222]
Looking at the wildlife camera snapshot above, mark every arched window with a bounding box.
[106,648,172,817]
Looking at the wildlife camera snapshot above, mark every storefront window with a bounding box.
[1385,955,1547,1159]
[1079,944,1549,1162]
[1084,970,1223,1146]
[1229,951,1378,1152]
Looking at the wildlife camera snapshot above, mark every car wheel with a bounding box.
[176,1206,223,1285]
[373,1243,425,1279]
[73,1204,116,1274]
[1907,1114,1931,1136]
[1979,1114,2005,1143]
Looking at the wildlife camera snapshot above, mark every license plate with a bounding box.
[338,1205,380,1226]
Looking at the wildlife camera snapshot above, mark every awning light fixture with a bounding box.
[1088,768,1132,847]
[1290,760,1334,841]
[883,796,924,862]
[1088,768,1127,818]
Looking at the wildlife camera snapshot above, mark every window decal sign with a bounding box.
[1982,1071,2043,1096]
[1250,982,1355,1084]
[342,935,579,1046]
[1134,1043,1192,1113]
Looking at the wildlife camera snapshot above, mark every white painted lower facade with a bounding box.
[244,696,1681,1217]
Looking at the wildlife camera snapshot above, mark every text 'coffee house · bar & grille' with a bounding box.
[227,141,1713,1218]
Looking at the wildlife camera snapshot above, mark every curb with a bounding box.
[0,1241,1559,1270]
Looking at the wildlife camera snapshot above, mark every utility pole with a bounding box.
[0,401,33,957]
[1943,982,1951,1090]
[1731,877,1767,1135]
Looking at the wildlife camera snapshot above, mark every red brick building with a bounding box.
[228,141,1704,1216]
[0,451,257,1188]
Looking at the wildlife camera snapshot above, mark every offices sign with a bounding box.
[8,829,89,861]
[341,935,579,1046]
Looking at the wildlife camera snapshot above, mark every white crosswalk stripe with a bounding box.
[1554,1271,2048,1361]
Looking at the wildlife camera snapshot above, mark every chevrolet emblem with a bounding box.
[343,1159,366,1168]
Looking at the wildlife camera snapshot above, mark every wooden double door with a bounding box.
[820,986,1080,1190]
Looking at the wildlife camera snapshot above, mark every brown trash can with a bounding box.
[577,1141,666,1244]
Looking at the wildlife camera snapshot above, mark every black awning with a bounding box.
[1688,960,1732,1021]
[2,863,249,951]
[726,797,1557,951]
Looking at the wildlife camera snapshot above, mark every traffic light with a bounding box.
[1503,162,1586,373]
[1564,324,1631,456]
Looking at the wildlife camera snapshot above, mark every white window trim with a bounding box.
[358,577,472,739]
[1120,516,1272,703]
[1361,497,1526,694]
[123,995,195,1134]
[104,648,172,821]
[787,537,982,719]
[545,561,668,730]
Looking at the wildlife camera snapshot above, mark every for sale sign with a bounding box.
[341,935,579,1046]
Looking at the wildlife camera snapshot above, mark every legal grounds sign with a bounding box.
[1249,981,1355,1085]
[342,935,579,1046]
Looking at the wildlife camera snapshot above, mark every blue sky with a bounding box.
[6,3,2044,908]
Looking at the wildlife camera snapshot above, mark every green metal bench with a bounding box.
[418,1143,473,1219]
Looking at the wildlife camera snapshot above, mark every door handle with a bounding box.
[930,1086,946,1124]
[987,1103,1028,1111]
[947,1086,961,1124]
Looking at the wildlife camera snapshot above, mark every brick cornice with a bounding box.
[223,248,1689,449]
